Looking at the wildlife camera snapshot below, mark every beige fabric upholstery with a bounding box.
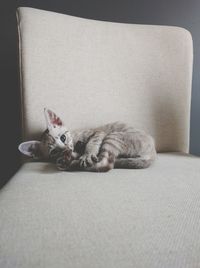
[1,153,200,268]
[17,7,193,153]
[1,7,197,268]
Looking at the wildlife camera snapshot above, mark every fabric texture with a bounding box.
[2,7,197,268]
[0,153,200,268]
[16,7,193,153]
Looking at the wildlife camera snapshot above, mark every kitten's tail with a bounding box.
[114,153,156,169]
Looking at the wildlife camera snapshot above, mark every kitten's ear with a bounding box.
[18,141,41,158]
[44,108,63,129]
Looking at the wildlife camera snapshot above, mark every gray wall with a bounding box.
[1,0,200,187]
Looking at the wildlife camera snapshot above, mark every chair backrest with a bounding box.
[17,7,193,153]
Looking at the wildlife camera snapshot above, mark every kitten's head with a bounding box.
[18,109,73,161]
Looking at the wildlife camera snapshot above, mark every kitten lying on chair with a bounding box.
[19,109,156,172]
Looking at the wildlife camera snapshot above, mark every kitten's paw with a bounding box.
[79,153,97,168]
[91,154,98,163]
[56,157,69,171]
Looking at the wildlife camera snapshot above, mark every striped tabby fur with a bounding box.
[18,109,156,172]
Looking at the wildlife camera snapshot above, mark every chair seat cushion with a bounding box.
[0,153,200,268]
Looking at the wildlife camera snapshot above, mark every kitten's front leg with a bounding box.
[56,151,80,171]
[57,159,81,171]
[79,131,106,168]
[79,154,98,168]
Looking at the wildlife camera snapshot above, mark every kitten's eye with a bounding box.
[60,134,66,143]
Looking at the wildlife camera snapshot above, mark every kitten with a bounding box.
[19,108,156,172]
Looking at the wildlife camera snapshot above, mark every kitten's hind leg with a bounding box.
[114,154,155,169]
[86,150,115,172]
